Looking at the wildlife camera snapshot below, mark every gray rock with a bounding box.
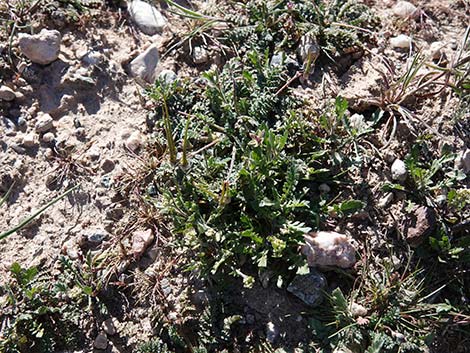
[391,158,407,182]
[17,117,27,127]
[128,0,166,35]
[158,69,177,84]
[87,230,108,244]
[102,318,117,336]
[0,86,16,101]
[270,52,285,67]
[287,269,327,307]
[129,45,159,83]
[18,29,61,65]
[35,114,54,133]
[93,333,108,350]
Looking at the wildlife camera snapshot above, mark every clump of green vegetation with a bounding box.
[145,52,341,284]
[0,262,85,353]
[224,0,378,56]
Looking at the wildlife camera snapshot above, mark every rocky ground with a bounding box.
[1,0,469,352]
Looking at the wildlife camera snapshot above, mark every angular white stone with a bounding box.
[390,34,412,49]
[129,45,159,83]
[18,29,61,65]
[301,231,356,268]
[128,0,166,35]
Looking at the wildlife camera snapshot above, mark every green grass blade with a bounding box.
[0,184,80,241]
[0,181,15,208]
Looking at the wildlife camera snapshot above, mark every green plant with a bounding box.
[146,52,337,284]
[0,262,84,353]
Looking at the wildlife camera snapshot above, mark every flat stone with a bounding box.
[35,114,54,133]
[18,29,61,65]
[129,45,159,83]
[0,86,16,101]
[128,0,166,35]
[393,1,418,19]
[21,133,37,148]
[287,269,327,307]
[406,206,436,247]
[301,231,356,268]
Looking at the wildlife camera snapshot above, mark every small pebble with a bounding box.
[393,1,418,19]
[35,113,54,133]
[391,159,407,182]
[192,46,209,64]
[0,85,16,101]
[102,318,117,336]
[126,131,143,152]
[319,183,331,193]
[93,333,108,350]
[42,132,55,143]
[390,35,412,49]
[101,158,115,173]
[266,322,279,343]
[22,133,37,148]
[455,149,470,173]
[429,42,444,60]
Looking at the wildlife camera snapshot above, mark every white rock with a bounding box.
[393,1,418,19]
[18,29,61,65]
[93,333,108,350]
[192,46,209,64]
[35,114,54,133]
[351,303,367,317]
[129,45,159,83]
[429,42,443,60]
[128,0,166,35]
[301,231,356,269]
[42,132,55,143]
[22,133,37,147]
[390,35,412,49]
[131,229,154,257]
[126,131,143,151]
[455,149,470,173]
[0,85,16,101]
[391,159,407,182]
